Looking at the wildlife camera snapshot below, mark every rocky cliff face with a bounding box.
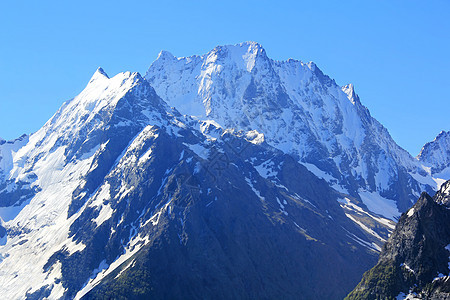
[346,180,450,300]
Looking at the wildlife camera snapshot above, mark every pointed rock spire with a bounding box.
[342,84,361,105]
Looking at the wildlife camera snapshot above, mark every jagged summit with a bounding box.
[156,50,175,61]
[342,83,360,105]
[96,67,109,78]
[89,67,109,83]
[145,41,439,220]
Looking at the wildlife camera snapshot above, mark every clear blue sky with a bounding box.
[1,0,448,155]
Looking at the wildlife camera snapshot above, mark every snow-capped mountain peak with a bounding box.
[418,130,450,174]
[1,42,448,299]
[0,66,188,298]
[207,41,268,72]
[145,41,439,219]
[156,50,176,61]
[89,67,110,83]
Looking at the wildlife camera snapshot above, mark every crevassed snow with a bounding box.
[0,151,96,299]
[409,170,444,191]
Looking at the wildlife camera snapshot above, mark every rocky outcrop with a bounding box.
[346,181,450,299]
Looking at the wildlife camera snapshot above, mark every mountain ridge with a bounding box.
[0,42,448,299]
[145,41,442,220]
[0,66,380,299]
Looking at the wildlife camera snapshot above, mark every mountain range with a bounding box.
[0,42,448,299]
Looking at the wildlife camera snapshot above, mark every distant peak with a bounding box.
[237,41,266,55]
[435,130,449,140]
[89,67,109,83]
[210,41,266,56]
[157,50,175,60]
[306,61,317,71]
[240,41,263,49]
[96,67,109,78]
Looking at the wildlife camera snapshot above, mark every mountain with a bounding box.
[418,131,450,181]
[346,180,450,300]
[0,67,381,299]
[145,42,441,224]
[0,42,448,299]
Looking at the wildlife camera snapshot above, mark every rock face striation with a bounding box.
[346,180,450,300]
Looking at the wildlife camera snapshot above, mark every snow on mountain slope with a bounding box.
[0,68,186,298]
[0,43,447,299]
[0,66,383,299]
[145,41,438,219]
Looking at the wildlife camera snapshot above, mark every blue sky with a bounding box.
[0,0,448,155]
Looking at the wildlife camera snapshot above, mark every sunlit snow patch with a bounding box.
[359,190,400,221]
